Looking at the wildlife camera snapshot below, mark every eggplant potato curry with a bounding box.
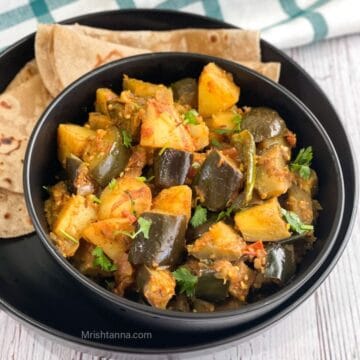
[44,63,320,312]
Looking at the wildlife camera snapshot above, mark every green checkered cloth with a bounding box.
[1,0,359,52]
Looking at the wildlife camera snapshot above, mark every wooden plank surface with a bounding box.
[1,33,359,360]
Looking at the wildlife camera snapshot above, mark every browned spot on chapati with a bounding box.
[0,136,14,145]
[94,50,123,67]
[0,135,22,155]
[210,34,218,43]
[0,100,12,109]
[4,178,12,184]
[4,213,10,219]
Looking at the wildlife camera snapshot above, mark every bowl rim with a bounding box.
[24,52,345,321]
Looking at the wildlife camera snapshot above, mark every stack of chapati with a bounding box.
[0,24,281,238]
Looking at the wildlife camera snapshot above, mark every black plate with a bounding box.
[0,10,357,356]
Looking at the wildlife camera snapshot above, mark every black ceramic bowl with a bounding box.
[24,53,344,332]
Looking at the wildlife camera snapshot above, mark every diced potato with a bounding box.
[286,186,314,224]
[138,267,176,309]
[234,197,291,241]
[255,144,293,199]
[213,260,255,302]
[198,63,240,117]
[193,152,206,166]
[82,218,133,261]
[95,88,117,115]
[52,195,98,257]
[44,181,70,227]
[187,222,246,261]
[123,75,172,100]
[88,112,113,130]
[185,117,210,150]
[152,185,192,222]
[57,124,95,166]
[207,108,239,131]
[192,298,215,313]
[98,177,152,220]
[140,98,195,151]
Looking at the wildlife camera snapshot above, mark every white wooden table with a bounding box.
[1,33,359,360]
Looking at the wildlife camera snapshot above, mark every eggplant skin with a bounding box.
[129,212,187,268]
[171,78,198,108]
[65,154,83,193]
[195,272,229,303]
[87,127,131,187]
[241,107,286,143]
[66,155,95,195]
[154,148,193,188]
[193,150,243,211]
[264,244,296,284]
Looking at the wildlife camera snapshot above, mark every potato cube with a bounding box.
[198,63,240,117]
[234,197,291,241]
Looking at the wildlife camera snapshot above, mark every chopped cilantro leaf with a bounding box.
[92,246,117,272]
[211,138,221,148]
[91,195,101,204]
[137,217,152,239]
[214,128,233,135]
[290,146,313,179]
[281,208,314,234]
[183,109,199,125]
[172,267,198,297]
[117,217,152,240]
[159,146,168,156]
[121,129,132,148]
[217,205,235,221]
[108,178,117,190]
[136,175,155,183]
[190,205,207,227]
[136,176,147,182]
[233,114,242,132]
[59,229,78,244]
